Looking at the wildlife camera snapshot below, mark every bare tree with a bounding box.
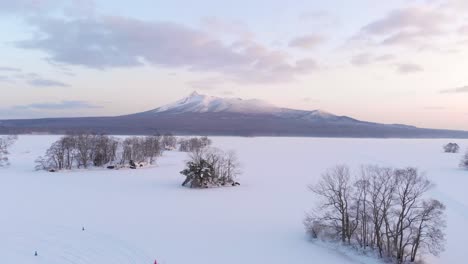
[409,199,446,262]
[178,136,212,152]
[392,168,432,263]
[306,165,446,264]
[367,166,396,258]
[162,133,177,150]
[74,134,95,168]
[144,135,163,164]
[120,136,163,165]
[92,135,119,166]
[309,165,354,243]
[37,134,164,171]
[0,135,17,167]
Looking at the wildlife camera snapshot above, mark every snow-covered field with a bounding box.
[1,135,468,264]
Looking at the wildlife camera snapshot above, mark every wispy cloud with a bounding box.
[396,63,423,74]
[351,53,372,66]
[289,34,326,50]
[440,86,468,94]
[0,67,21,72]
[0,0,95,17]
[13,100,101,110]
[27,78,69,87]
[357,6,450,46]
[351,53,395,66]
[298,11,340,27]
[200,16,253,40]
[0,71,69,87]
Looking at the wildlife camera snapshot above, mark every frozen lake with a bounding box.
[1,135,467,264]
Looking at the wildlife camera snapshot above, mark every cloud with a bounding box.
[396,63,424,74]
[0,0,55,14]
[188,77,225,90]
[0,0,94,17]
[351,53,395,66]
[351,53,373,66]
[298,11,340,27]
[0,75,13,83]
[13,100,101,110]
[459,25,468,34]
[299,11,329,20]
[375,54,395,61]
[440,86,468,94]
[27,78,69,87]
[200,17,253,40]
[289,34,326,50]
[0,67,21,72]
[359,6,449,46]
[0,71,69,87]
[17,16,318,84]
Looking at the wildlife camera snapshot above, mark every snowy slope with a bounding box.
[147,91,344,121]
[149,91,279,114]
[143,91,367,124]
[1,136,467,264]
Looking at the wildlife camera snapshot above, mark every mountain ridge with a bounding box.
[0,92,466,138]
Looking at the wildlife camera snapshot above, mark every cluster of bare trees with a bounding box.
[443,143,459,153]
[161,133,177,150]
[305,165,446,264]
[0,135,17,167]
[180,147,240,188]
[121,136,164,166]
[36,134,165,171]
[178,136,212,152]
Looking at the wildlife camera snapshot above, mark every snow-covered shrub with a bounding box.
[180,147,240,188]
[304,215,336,240]
[443,143,460,153]
[306,165,446,263]
[461,150,468,169]
[0,135,17,167]
[178,136,211,152]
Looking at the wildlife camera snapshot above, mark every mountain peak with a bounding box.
[150,92,278,114]
[189,91,201,97]
[144,93,349,123]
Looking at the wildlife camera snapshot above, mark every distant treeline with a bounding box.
[35,134,218,171]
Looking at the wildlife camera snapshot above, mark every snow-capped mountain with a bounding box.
[148,91,279,114]
[144,91,361,124]
[1,92,468,138]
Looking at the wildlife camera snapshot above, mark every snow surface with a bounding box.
[1,135,468,264]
